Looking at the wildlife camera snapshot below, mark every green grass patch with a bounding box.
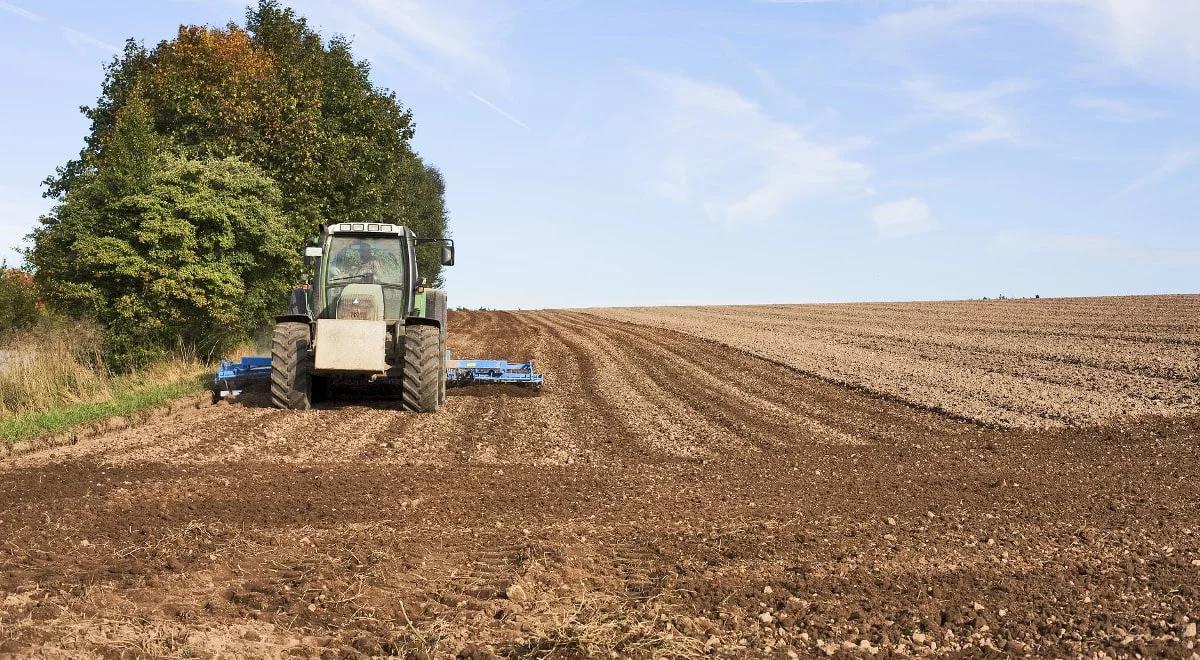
[0,374,209,445]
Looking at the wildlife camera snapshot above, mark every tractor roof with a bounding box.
[325,222,411,237]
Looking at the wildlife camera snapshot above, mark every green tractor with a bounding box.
[270,222,454,412]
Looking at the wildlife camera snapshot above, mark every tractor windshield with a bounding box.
[321,235,407,320]
[326,236,405,287]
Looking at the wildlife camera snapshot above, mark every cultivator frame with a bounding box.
[214,354,544,398]
[446,358,544,390]
[215,356,272,398]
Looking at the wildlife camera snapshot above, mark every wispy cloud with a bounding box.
[637,71,870,225]
[465,89,527,129]
[872,1,1200,89]
[1074,95,1164,123]
[870,197,934,239]
[1078,0,1200,89]
[1,0,117,56]
[1120,146,1200,196]
[994,231,1200,267]
[0,2,118,56]
[904,78,1032,155]
[291,0,522,127]
[0,0,40,22]
[342,0,508,87]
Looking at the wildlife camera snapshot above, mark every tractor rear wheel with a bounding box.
[401,324,441,413]
[438,331,448,406]
[271,321,313,410]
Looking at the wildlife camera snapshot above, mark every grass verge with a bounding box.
[0,373,209,445]
[0,322,220,446]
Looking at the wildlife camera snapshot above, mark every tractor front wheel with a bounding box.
[271,321,314,410]
[401,324,442,413]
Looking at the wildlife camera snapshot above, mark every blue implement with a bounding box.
[210,354,545,396]
[214,356,272,398]
[446,357,544,389]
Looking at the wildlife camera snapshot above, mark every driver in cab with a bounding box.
[331,241,382,282]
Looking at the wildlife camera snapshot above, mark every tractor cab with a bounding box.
[301,223,417,322]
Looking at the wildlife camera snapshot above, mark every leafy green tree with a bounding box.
[34,2,451,365]
[45,1,449,281]
[30,97,299,367]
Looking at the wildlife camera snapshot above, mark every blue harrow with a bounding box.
[214,356,272,398]
[446,357,544,390]
[213,354,544,398]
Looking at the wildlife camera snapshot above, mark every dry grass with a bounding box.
[0,323,112,415]
[0,323,213,417]
[0,323,212,442]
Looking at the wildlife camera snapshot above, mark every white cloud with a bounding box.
[873,1,1200,89]
[870,197,934,239]
[904,78,1032,154]
[1073,95,1164,123]
[638,72,870,225]
[1120,146,1200,196]
[287,1,520,126]
[336,0,507,87]
[1082,0,1200,88]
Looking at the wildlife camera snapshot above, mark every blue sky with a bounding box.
[1,0,1197,309]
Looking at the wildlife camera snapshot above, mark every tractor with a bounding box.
[269,222,454,412]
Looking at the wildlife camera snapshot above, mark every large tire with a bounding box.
[438,332,447,406]
[425,289,449,407]
[271,322,313,410]
[401,324,441,413]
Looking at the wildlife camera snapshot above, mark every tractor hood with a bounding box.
[335,284,385,321]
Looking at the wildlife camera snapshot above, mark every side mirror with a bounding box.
[440,243,455,267]
[304,246,322,267]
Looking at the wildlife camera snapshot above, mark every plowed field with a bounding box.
[2,300,1199,658]
[590,295,1200,429]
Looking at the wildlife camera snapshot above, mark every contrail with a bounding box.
[0,1,42,21]
[466,89,529,130]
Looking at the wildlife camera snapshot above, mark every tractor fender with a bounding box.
[275,314,313,326]
[404,316,441,330]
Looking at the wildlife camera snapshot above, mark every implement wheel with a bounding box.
[270,321,313,410]
[402,324,442,413]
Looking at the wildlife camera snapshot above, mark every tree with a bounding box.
[30,97,299,367]
[44,1,448,280]
[34,2,451,363]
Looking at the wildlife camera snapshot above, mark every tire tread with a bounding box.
[401,324,441,413]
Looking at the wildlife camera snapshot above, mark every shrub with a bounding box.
[30,155,299,367]
[0,267,43,334]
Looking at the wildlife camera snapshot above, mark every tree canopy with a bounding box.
[32,1,449,364]
[30,96,299,365]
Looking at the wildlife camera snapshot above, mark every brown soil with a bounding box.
[1,307,1198,658]
[588,295,1200,428]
